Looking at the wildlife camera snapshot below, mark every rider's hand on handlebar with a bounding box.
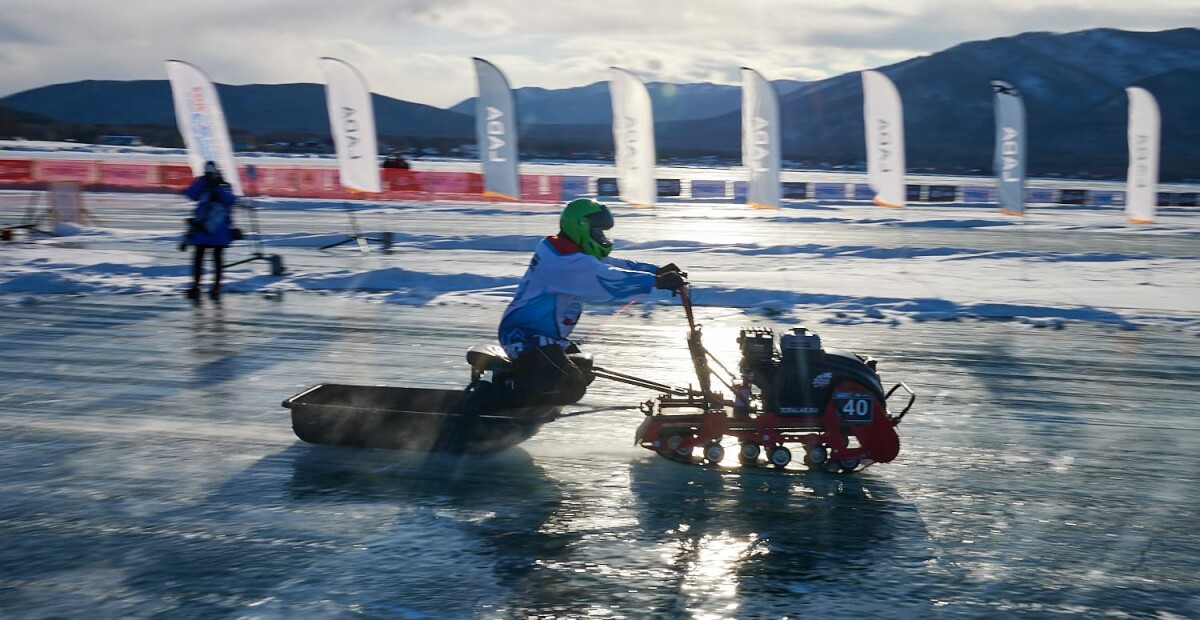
[655,263,684,277]
[654,270,688,292]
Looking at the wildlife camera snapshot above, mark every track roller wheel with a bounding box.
[703,442,725,464]
[662,435,692,460]
[769,446,792,468]
[738,442,761,465]
[803,445,828,468]
[839,458,860,473]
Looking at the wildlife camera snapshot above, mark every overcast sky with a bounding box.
[0,0,1191,108]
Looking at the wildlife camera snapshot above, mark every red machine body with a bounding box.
[629,289,914,472]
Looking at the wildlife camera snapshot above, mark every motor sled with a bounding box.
[614,286,916,472]
[283,285,914,470]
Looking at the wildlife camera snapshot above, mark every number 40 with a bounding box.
[841,398,871,418]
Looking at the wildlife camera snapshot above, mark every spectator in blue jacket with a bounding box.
[497,198,687,406]
[181,161,238,300]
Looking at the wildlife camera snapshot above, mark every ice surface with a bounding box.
[2,159,1200,618]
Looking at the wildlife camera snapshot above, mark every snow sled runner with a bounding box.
[624,287,916,472]
[283,345,566,454]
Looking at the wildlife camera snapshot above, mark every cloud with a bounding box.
[0,0,1189,108]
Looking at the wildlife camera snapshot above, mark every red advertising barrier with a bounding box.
[159,164,195,189]
[98,162,160,187]
[296,167,337,194]
[382,169,423,193]
[421,171,482,195]
[0,157,566,204]
[0,159,33,182]
[520,174,563,202]
[376,169,434,201]
[33,159,99,183]
[252,166,300,195]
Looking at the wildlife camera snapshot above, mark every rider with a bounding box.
[498,198,687,406]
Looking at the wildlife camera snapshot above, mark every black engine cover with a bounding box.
[768,348,884,417]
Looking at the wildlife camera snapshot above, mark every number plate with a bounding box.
[833,390,874,424]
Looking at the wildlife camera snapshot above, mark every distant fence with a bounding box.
[0,158,560,203]
[2,156,1197,207]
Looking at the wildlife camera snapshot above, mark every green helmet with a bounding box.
[559,198,614,259]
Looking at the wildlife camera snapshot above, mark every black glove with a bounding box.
[655,263,681,277]
[654,270,688,292]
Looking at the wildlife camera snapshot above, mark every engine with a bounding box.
[737,326,885,418]
[638,323,913,470]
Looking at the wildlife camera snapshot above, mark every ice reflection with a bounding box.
[672,530,755,619]
[185,302,244,400]
[273,445,580,617]
[628,457,934,618]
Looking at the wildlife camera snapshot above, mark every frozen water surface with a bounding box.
[1,188,1199,618]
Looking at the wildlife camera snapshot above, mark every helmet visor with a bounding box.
[586,207,613,247]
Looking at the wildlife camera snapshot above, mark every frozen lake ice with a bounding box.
[1,188,1199,617]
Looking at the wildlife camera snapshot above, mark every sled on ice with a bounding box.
[283,345,579,454]
[283,284,915,471]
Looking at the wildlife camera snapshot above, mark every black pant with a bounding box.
[191,245,224,289]
[508,344,590,407]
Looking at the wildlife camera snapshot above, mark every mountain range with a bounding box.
[2,27,1197,181]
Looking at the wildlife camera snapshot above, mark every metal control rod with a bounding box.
[591,366,703,397]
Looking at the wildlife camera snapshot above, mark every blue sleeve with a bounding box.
[537,251,654,302]
[182,177,205,199]
[603,256,656,274]
[215,185,238,207]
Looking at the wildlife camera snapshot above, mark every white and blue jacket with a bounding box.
[499,234,656,357]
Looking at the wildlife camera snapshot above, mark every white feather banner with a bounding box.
[862,70,906,208]
[609,67,656,207]
[320,57,381,193]
[165,59,242,195]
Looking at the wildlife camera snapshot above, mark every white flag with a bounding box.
[861,70,905,208]
[991,80,1026,216]
[742,67,781,209]
[609,67,656,207]
[320,57,381,193]
[474,58,521,200]
[165,60,242,195]
[1125,87,1160,224]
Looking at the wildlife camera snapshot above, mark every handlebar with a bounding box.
[678,284,697,332]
